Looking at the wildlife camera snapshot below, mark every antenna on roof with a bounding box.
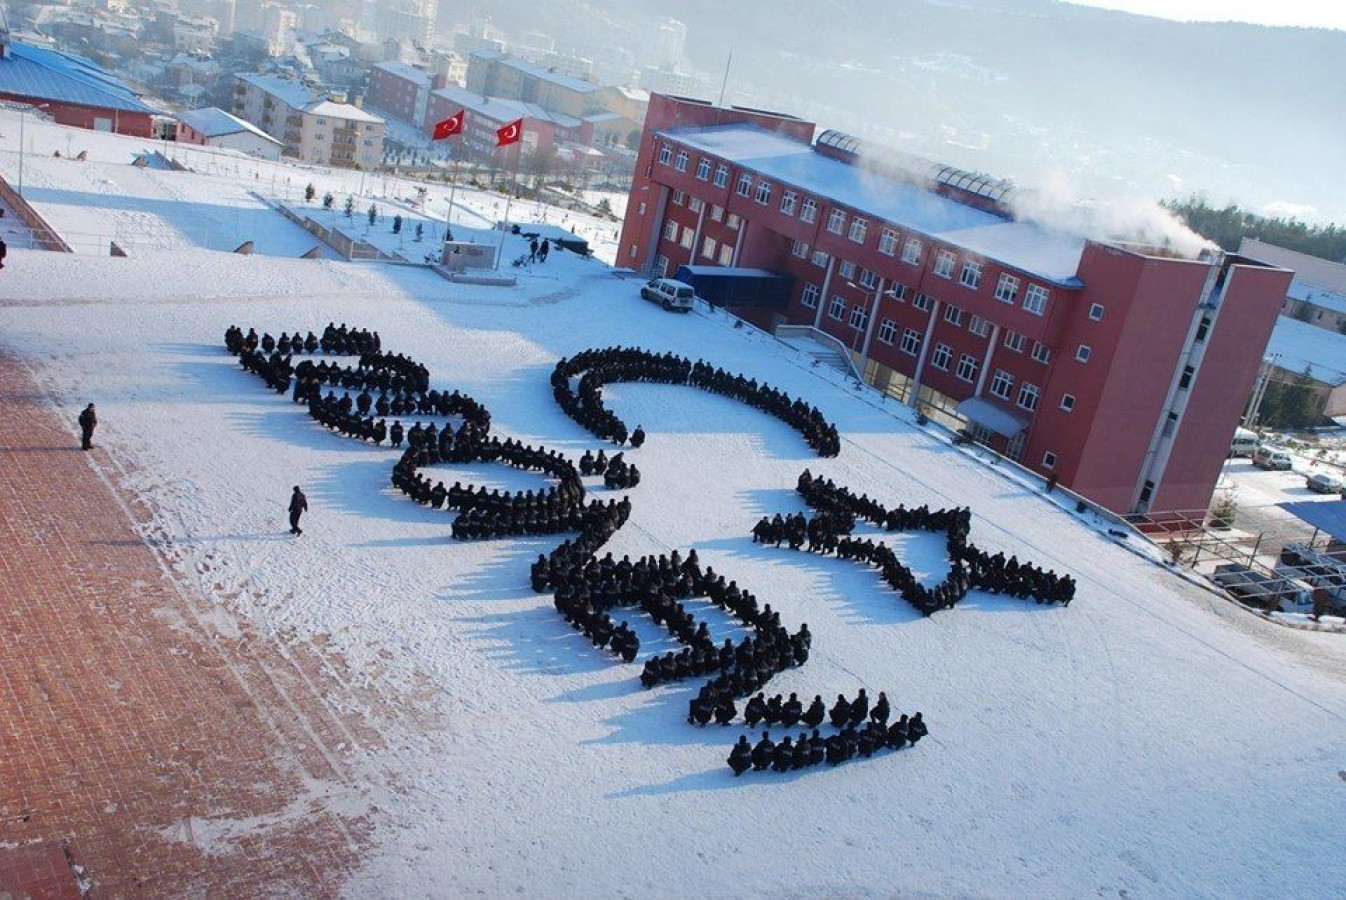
[717,52,732,107]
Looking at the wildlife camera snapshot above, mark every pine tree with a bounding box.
[344,196,355,218]
[322,192,334,209]
[368,204,378,226]
[392,214,403,234]
[305,183,316,202]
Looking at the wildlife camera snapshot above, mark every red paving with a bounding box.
[0,355,396,897]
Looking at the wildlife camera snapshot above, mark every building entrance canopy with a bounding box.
[1280,500,1346,545]
[955,397,1028,438]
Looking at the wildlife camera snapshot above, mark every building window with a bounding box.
[811,250,829,267]
[629,244,638,257]
[944,305,963,326]
[969,315,991,338]
[859,268,879,289]
[1075,344,1092,363]
[663,220,678,241]
[800,198,819,224]
[826,208,846,235]
[889,283,908,301]
[1031,342,1051,364]
[696,157,711,180]
[688,197,704,213]
[829,295,846,321]
[994,273,1020,304]
[989,369,1013,400]
[637,202,647,215]
[934,249,957,279]
[850,305,869,330]
[1061,394,1076,412]
[838,260,856,280]
[848,218,868,244]
[956,354,979,383]
[710,204,724,222]
[1024,284,1050,315]
[878,318,897,345]
[726,213,740,230]
[801,283,820,308]
[1162,410,1179,437]
[714,164,729,187]
[735,173,752,197]
[791,239,809,259]
[931,343,952,371]
[1088,302,1105,321]
[1017,382,1040,411]
[781,190,798,215]
[879,229,899,256]
[674,149,689,171]
[755,181,772,205]
[912,293,932,312]
[1179,365,1195,389]
[680,226,695,249]
[959,261,983,289]
[1003,331,1024,353]
[902,239,923,266]
[658,144,673,165]
[1138,480,1155,507]
[702,236,717,259]
[671,189,685,206]
[719,244,734,266]
[653,254,668,276]
[900,328,922,356]
[1043,451,1058,469]
[1195,315,1211,342]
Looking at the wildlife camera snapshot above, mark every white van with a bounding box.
[1229,427,1258,458]
[640,278,696,312]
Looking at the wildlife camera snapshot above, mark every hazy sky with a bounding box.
[1065,0,1346,30]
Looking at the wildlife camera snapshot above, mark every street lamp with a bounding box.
[17,103,50,199]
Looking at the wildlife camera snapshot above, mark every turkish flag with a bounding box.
[431,110,464,141]
[496,118,523,147]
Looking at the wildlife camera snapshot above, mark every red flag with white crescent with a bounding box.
[496,118,523,147]
[431,110,464,141]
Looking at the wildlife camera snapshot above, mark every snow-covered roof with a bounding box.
[306,99,383,125]
[1265,315,1346,386]
[661,124,1086,283]
[1287,279,1346,317]
[0,40,158,115]
[499,55,598,94]
[236,72,313,110]
[372,60,431,87]
[431,84,581,128]
[178,107,281,144]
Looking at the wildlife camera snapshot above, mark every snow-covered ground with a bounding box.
[0,109,624,264]
[2,116,1346,897]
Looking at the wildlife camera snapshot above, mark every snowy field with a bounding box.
[0,109,623,263]
[2,118,1346,897]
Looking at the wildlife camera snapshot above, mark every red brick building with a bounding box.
[619,95,1292,517]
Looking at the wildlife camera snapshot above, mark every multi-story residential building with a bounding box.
[365,60,444,129]
[465,49,609,119]
[232,73,384,168]
[423,83,583,166]
[619,95,1293,518]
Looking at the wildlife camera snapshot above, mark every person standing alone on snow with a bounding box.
[78,402,97,450]
[289,485,308,536]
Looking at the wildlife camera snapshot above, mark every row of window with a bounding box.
[660,141,1084,323]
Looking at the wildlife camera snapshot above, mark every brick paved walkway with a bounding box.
[0,355,392,897]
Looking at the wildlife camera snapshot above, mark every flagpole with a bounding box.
[496,172,514,271]
[446,149,461,239]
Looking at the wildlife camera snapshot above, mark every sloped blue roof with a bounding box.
[0,41,158,114]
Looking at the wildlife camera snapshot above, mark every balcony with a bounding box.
[286,114,303,129]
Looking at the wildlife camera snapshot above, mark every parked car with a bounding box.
[640,277,697,312]
[1252,446,1293,471]
[1306,472,1342,494]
